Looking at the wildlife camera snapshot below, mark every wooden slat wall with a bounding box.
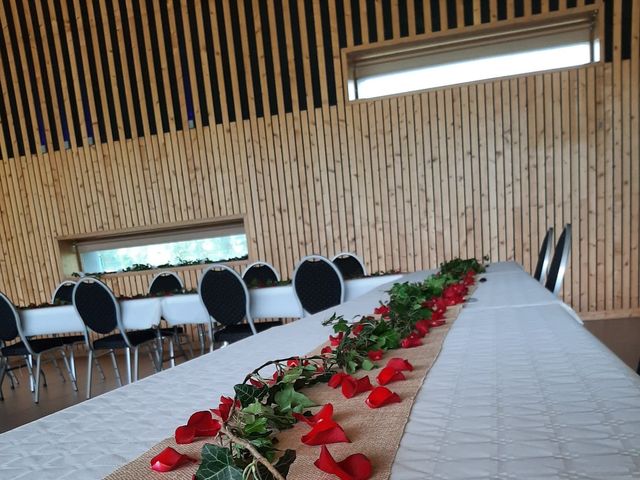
[0,0,638,319]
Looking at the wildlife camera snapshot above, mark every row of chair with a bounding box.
[533,224,572,295]
[0,253,363,402]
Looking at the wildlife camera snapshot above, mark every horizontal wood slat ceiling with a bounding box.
[0,0,638,320]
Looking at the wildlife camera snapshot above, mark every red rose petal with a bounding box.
[329,332,344,346]
[321,346,334,355]
[400,334,423,348]
[367,349,384,361]
[301,419,350,445]
[366,387,402,409]
[293,403,334,426]
[328,372,350,389]
[414,319,431,336]
[376,366,406,386]
[150,447,196,472]
[314,445,372,480]
[174,425,196,444]
[352,324,364,336]
[373,305,390,315]
[386,358,414,372]
[341,376,373,399]
[211,396,238,422]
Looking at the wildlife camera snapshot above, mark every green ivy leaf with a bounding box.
[234,384,268,408]
[281,366,303,384]
[244,416,269,435]
[274,384,315,413]
[243,401,264,415]
[361,359,374,371]
[255,449,297,480]
[195,444,243,480]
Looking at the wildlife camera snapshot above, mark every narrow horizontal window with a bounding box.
[68,221,248,275]
[346,11,600,101]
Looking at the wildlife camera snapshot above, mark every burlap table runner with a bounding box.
[105,303,465,480]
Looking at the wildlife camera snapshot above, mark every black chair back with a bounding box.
[0,293,19,342]
[545,224,572,296]
[73,279,119,334]
[149,272,183,295]
[332,253,366,279]
[293,256,344,314]
[52,281,76,304]
[199,266,249,327]
[242,262,279,286]
[533,227,554,282]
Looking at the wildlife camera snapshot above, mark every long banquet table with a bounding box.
[1,262,639,479]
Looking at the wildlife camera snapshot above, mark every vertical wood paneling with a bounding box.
[0,0,637,321]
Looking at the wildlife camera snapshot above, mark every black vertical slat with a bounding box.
[531,0,542,15]
[0,77,15,159]
[445,0,457,29]
[303,0,322,109]
[131,0,157,135]
[480,0,490,22]
[497,0,507,20]
[26,0,60,150]
[228,0,250,120]
[67,0,95,142]
[173,0,196,126]
[430,0,442,32]
[117,0,145,136]
[604,0,613,62]
[288,0,307,111]
[335,0,347,48]
[273,0,292,113]
[382,0,393,40]
[159,0,184,129]
[91,0,119,141]
[1,1,28,155]
[251,0,269,116]
[398,0,409,37]
[584,0,595,4]
[414,0,425,34]
[104,0,132,139]
[621,0,632,60]
[366,0,378,42]
[49,0,82,147]
[5,0,42,153]
[567,0,577,7]
[514,0,524,17]
[186,0,209,126]
[350,0,363,45]
[214,0,237,122]
[463,0,474,25]
[320,0,337,106]
[548,0,559,11]
[144,0,170,132]
[200,0,223,124]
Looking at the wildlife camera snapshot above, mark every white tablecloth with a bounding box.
[2,263,637,479]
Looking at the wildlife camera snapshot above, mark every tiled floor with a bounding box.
[1,319,638,435]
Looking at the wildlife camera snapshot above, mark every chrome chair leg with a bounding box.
[51,357,66,383]
[60,350,78,392]
[108,350,122,387]
[7,366,17,388]
[33,354,42,404]
[94,356,106,381]
[169,338,176,368]
[86,350,93,399]
[133,347,139,382]
[125,348,132,384]
[25,355,34,392]
[0,357,6,401]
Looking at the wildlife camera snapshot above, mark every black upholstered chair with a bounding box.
[331,252,367,279]
[293,255,345,315]
[242,261,280,287]
[533,228,554,283]
[0,292,76,403]
[73,278,159,398]
[148,272,192,367]
[545,224,572,296]
[51,281,76,304]
[199,265,279,346]
[149,271,184,295]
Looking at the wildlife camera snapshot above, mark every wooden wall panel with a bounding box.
[0,0,638,320]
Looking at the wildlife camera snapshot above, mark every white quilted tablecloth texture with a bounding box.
[2,263,637,479]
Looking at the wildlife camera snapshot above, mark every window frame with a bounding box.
[342,4,602,103]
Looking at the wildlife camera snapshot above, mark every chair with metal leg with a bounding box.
[0,292,77,403]
[199,265,280,346]
[148,272,192,367]
[533,227,554,284]
[242,261,280,287]
[331,252,367,280]
[72,277,160,398]
[545,224,572,296]
[293,255,345,316]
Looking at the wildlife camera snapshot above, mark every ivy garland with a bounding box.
[192,258,485,479]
